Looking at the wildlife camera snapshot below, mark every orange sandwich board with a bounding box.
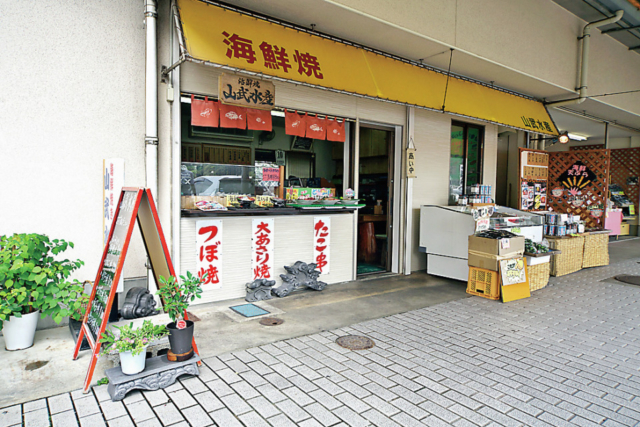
[73,188,199,393]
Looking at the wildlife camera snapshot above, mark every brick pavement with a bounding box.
[2,259,640,426]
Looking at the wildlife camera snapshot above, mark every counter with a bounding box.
[419,205,544,281]
[180,209,357,304]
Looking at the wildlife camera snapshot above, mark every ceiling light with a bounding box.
[271,110,285,117]
[558,132,570,144]
[567,133,588,141]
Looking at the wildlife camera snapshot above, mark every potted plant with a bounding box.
[156,272,203,358]
[0,233,88,350]
[99,320,168,375]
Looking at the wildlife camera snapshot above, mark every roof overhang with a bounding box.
[172,0,559,135]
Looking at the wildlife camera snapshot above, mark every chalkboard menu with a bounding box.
[86,190,138,343]
[73,188,190,393]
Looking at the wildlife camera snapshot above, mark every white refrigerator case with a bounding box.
[419,205,544,281]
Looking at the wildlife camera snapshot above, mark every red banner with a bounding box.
[306,114,326,140]
[285,111,306,136]
[220,103,247,129]
[326,118,345,142]
[247,108,272,131]
[191,95,219,127]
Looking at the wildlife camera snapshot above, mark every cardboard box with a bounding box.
[620,223,630,236]
[468,235,524,257]
[468,251,518,272]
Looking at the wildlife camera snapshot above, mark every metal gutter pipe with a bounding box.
[145,0,158,203]
[547,10,624,108]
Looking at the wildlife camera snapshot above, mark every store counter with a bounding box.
[179,208,358,304]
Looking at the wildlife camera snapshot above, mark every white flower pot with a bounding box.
[119,347,148,375]
[3,310,40,351]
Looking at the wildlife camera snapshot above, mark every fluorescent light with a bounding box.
[568,133,587,141]
[271,110,285,117]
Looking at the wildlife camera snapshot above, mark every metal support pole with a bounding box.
[604,122,610,149]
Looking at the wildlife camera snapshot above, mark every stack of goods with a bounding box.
[467,230,526,301]
[544,213,584,236]
[524,238,552,291]
[466,185,493,204]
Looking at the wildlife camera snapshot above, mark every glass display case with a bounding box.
[181,162,279,197]
[418,205,545,281]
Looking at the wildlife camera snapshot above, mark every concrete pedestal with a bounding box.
[106,354,200,401]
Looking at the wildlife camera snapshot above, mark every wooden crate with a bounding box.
[466,266,500,300]
[582,232,610,268]
[548,235,585,277]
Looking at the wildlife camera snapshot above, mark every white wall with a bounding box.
[409,108,499,271]
[0,1,148,283]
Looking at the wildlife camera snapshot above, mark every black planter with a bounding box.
[167,321,194,355]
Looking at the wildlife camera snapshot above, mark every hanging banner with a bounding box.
[407,148,417,178]
[247,108,272,131]
[306,115,326,140]
[219,73,275,110]
[313,217,330,274]
[252,218,274,280]
[285,111,307,136]
[177,0,558,135]
[103,159,125,292]
[191,95,219,127]
[326,118,346,142]
[219,103,247,129]
[196,220,223,289]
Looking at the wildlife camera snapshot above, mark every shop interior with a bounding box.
[356,126,395,275]
[180,99,344,201]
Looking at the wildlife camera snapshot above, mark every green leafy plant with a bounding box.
[99,320,168,356]
[156,272,204,323]
[0,233,89,330]
[97,377,109,386]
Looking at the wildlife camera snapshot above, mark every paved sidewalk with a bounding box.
[2,259,640,426]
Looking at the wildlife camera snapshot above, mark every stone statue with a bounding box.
[121,287,158,319]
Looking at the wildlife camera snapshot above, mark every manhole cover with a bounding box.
[614,275,640,285]
[335,335,375,350]
[25,361,49,371]
[259,317,284,326]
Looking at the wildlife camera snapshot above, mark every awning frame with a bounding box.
[165,0,558,136]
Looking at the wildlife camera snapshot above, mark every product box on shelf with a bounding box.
[468,252,518,272]
[468,235,525,257]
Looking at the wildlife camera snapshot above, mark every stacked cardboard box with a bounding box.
[467,234,525,300]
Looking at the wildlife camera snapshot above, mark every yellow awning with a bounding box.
[175,0,558,135]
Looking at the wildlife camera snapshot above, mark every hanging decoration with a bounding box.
[247,108,272,131]
[326,118,346,142]
[285,111,306,136]
[305,114,326,139]
[219,103,247,129]
[191,96,219,127]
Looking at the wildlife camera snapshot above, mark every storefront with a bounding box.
[168,0,559,304]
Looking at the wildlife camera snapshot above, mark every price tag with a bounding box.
[500,238,511,249]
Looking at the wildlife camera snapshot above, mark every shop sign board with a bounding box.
[471,205,493,232]
[407,148,416,178]
[178,0,558,135]
[196,220,223,289]
[73,188,198,393]
[252,218,274,280]
[262,167,280,183]
[313,217,330,273]
[103,159,124,292]
[499,257,527,286]
[219,73,275,110]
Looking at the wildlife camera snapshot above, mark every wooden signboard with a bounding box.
[73,188,199,393]
[219,73,275,110]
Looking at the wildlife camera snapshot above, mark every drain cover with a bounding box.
[259,317,284,326]
[335,335,375,350]
[25,361,49,371]
[614,275,640,285]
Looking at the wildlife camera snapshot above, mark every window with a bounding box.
[449,121,484,204]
